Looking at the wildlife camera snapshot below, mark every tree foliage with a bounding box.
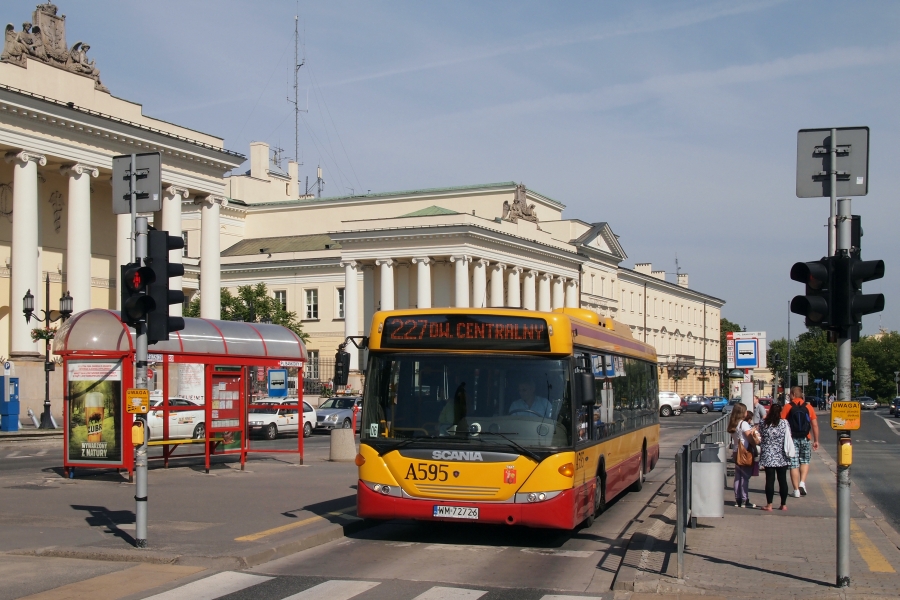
[767,328,900,400]
[184,284,309,342]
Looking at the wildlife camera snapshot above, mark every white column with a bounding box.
[506,266,522,308]
[363,264,375,334]
[6,151,45,357]
[522,270,537,311]
[163,186,188,317]
[538,273,552,312]
[552,277,565,309]
[376,259,395,311]
[116,212,131,309]
[565,279,579,308]
[61,163,98,314]
[489,263,506,307]
[395,262,410,309]
[472,259,488,309]
[450,255,470,308]
[342,261,359,370]
[412,257,431,309]
[196,195,226,319]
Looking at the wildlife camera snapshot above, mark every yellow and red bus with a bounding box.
[355,307,660,529]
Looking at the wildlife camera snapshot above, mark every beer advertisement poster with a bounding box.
[66,361,123,464]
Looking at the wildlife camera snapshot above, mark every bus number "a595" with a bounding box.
[405,463,449,481]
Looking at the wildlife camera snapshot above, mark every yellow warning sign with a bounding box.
[831,401,861,431]
[125,388,149,415]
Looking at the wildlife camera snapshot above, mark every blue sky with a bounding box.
[8,0,900,340]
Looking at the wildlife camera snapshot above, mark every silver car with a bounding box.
[315,396,362,431]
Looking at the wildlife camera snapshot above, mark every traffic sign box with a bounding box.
[831,401,861,431]
[125,388,149,415]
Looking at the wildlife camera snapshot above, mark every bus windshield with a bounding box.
[361,353,572,449]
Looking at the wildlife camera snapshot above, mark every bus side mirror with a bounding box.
[575,372,596,405]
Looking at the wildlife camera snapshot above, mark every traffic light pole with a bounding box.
[132,152,149,548]
[836,196,851,588]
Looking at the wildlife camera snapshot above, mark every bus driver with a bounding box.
[508,376,553,419]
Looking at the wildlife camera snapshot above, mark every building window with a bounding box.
[337,287,345,319]
[305,350,320,380]
[305,289,318,319]
[274,290,287,310]
[181,231,188,257]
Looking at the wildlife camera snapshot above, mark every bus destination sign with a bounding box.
[381,314,551,351]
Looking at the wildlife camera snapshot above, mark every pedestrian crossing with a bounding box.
[138,573,603,600]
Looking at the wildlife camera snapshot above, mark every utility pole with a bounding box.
[835,196,851,587]
[131,155,149,549]
[287,14,306,166]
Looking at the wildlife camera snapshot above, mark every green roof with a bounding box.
[221,234,338,256]
[399,205,459,217]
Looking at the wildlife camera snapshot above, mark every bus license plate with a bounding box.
[433,505,479,519]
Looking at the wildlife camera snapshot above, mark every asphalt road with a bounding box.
[817,406,900,532]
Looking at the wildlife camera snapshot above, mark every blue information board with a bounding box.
[267,369,288,397]
[734,339,758,368]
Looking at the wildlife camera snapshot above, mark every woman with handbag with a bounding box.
[727,403,756,508]
[760,401,793,511]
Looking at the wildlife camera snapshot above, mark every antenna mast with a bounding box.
[288,13,306,165]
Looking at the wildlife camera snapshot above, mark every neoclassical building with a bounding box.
[0,4,724,422]
[0,3,243,419]
[209,141,725,396]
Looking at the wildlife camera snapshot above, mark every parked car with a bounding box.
[709,396,729,411]
[855,396,878,410]
[722,399,741,416]
[315,396,363,431]
[805,395,825,409]
[248,399,316,439]
[147,397,205,441]
[891,398,900,416]
[681,395,716,414]
[658,392,682,417]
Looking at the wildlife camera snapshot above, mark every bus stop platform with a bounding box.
[612,448,900,599]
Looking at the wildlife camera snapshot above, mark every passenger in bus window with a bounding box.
[439,379,467,434]
[508,375,553,419]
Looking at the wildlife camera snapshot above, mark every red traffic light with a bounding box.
[123,264,155,292]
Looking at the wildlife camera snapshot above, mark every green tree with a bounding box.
[184,284,309,342]
[855,331,900,400]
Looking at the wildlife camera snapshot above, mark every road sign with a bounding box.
[797,127,869,198]
[831,401,861,430]
[798,372,809,386]
[267,368,288,397]
[734,339,758,368]
[112,152,162,214]
[125,388,149,415]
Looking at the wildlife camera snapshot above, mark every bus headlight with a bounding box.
[516,491,560,503]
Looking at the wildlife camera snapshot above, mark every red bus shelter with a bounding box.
[53,309,308,478]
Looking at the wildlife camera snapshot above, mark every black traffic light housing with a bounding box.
[120,262,155,326]
[833,255,885,341]
[789,258,833,329]
[146,230,186,344]
[333,350,351,387]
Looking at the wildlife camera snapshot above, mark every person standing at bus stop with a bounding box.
[781,386,819,497]
[728,403,756,508]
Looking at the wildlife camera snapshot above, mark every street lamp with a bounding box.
[22,274,74,429]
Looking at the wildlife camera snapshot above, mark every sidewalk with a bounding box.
[613,448,900,599]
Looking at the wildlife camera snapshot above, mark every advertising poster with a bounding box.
[177,363,205,404]
[67,361,123,464]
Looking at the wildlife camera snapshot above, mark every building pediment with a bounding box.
[572,222,626,261]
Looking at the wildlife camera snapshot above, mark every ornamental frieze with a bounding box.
[0,3,108,92]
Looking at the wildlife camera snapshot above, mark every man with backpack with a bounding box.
[780,386,819,497]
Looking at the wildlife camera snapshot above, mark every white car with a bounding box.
[147,397,205,440]
[658,391,682,417]
[248,399,316,439]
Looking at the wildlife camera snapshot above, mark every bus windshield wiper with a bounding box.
[474,431,541,462]
[377,435,465,456]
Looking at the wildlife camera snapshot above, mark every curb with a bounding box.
[7,516,377,569]
[0,431,64,441]
[612,476,678,592]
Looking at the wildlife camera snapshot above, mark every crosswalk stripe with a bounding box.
[281,580,380,599]
[540,596,603,600]
[142,571,272,599]
[412,587,487,600]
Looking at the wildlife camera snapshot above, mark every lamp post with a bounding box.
[23,274,74,429]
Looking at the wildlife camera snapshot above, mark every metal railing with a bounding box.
[303,358,335,395]
[675,413,729,578]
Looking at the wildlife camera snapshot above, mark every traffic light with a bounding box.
[833,255,885,341]
[146,230,186,344]
[120,262,156,326]
[333,349,351,386]
[789,258,833,328]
